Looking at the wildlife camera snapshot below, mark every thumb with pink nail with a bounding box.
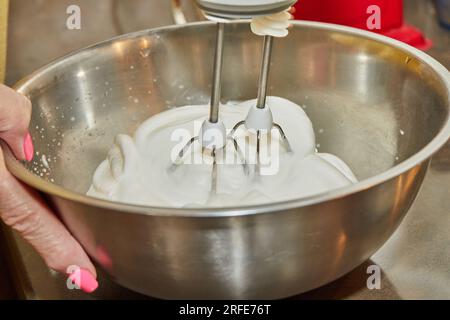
[0,83,98,293]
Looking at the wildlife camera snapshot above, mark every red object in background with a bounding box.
[293,0,432,50]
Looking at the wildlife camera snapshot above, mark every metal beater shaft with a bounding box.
[256,35,274,109]
[210,22,225,123]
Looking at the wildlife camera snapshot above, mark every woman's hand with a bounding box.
[0,84,98,293]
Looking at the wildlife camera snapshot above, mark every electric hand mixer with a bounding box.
[171,0,297,191]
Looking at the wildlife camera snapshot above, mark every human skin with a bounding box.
[0,84,98,293]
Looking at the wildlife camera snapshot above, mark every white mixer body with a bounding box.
[196,0,296,19]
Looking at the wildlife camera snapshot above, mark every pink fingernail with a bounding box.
[23,132,34,161]
[68,268,99,293]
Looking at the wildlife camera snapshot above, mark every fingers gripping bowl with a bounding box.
[5,21,450,299]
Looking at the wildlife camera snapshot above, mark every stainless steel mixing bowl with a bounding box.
[5,21,450,299]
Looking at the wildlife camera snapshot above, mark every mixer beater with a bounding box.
[169,21,248,189]
[228,32,293,169]
[171,0,296,189]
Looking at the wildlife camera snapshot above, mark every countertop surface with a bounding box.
[2,0,450,300]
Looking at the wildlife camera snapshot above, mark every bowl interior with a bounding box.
[16,22,449,198]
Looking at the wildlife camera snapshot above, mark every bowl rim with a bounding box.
[6,20,450,218]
